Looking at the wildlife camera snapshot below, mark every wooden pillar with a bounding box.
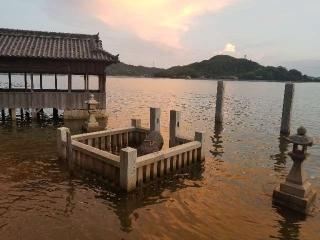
[215,80,225,123]
[150,107,160,132]
[194,131,206,161]
[8,73,11,90]
[9,108,16,121]
[30,74,34,92]
[280,83,295,135]
[169,110,181,147]
[68,74,72,93]
[53,108,59,121]
[55,74,58,90]
[20,108,24,120]
[120,147,137,192]
[99,75,106,93]
[24,73,27,90]
[40,74,43,90]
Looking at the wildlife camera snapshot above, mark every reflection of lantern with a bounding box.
[273,127,316,214]
[83,94,100,132]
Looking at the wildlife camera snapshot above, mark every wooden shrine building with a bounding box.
[0,28,118,119]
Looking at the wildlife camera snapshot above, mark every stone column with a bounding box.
[150,107,161,132]
[66,129,74,174]
[57,127,70,161]
[194,131,206,161]
[215,80,225,123]
[280,83,294,135]
[169,110,181,148]
[131,119,141,145]
[120,147,137,192]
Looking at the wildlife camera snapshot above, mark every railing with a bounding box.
[135,140,202,186]
[57,108,206,192]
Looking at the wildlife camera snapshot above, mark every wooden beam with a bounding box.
[68,74,72,93]
[8,73,11,90]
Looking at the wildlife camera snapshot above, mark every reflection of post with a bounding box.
[272,136,289,172]
[215,81,225,124]
[280,83,294,135]
[210,122,224,158]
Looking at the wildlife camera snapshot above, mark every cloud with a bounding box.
[222,43,236,53]
[83,0,236,48]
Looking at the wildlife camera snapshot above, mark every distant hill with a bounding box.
[106,55,314,81]
[106,62,163,77]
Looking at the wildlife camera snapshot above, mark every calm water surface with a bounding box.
[0,77,319,240]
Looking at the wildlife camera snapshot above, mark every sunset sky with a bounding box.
[1,0,320,76]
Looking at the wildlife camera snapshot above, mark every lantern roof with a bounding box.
[286,126,313,146]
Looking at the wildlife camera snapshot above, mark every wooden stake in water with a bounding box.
[215,81,225,123]
[280,83,295,135]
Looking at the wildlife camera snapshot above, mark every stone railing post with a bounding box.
[120,147,137,192]
[57,127,70,161]
[169,110,181,148]
[150,107,161,132]
[215,80,225,124]
[194,131,206,161]
[280,82,294,135]
[66,129,74,174]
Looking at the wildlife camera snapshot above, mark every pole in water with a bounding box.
[215,80,225,124]
[280,83,294,135]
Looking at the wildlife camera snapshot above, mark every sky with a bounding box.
[0,0,320,76]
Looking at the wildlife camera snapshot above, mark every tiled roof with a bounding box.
[0,28,118,63]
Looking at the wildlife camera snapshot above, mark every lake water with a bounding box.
[0,77,319,239]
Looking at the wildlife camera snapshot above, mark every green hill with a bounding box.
[154,55,309,81]
[106,55,313,81]
[106,62,163,77]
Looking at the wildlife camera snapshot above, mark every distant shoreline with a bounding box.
[106,75,320,83]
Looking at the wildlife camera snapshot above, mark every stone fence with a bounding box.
[57,108,205,192]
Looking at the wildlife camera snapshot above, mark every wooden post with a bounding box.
[120,147,137,192]
[99,75,106,93]
[169,110,181,148]
[68,74,72,93]
[215,80,225,123]
[280,83,294,135]
[9,108,16,121]
[57,127,69,161]
[150,107,160,132]
[194,131,206,161]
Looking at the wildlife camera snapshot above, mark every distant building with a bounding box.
[0,28,118,119]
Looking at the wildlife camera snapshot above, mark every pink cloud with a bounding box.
[84,0,236,48]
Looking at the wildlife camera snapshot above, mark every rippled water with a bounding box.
[0,77,319,240]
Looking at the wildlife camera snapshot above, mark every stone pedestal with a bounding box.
[273,182,316,214]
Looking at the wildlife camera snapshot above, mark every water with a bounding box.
[0,77,319,239]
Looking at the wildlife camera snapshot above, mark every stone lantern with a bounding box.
[273,126,316,214]
[83,94,103,132]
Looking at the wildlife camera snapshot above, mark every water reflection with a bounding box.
[271,135,289,173]
[271,207,306,240]
[210,122,224,158]
[93,163,205,232]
